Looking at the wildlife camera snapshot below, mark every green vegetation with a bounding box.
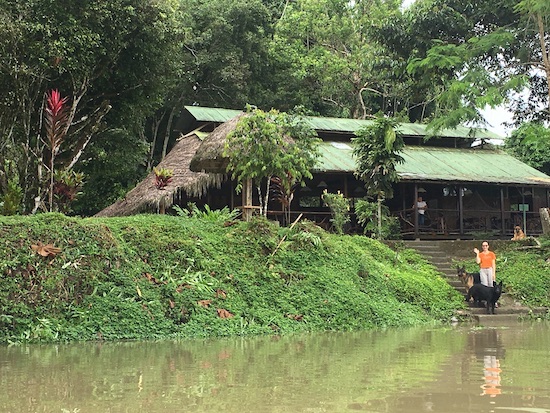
[0,213,466,344]
[355,198,401,240]
[321,190,350,235]
[4,0,550,217]
[224,106,320,219]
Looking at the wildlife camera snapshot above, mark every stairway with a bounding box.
[401,240,546,322]
[402,240,466,295]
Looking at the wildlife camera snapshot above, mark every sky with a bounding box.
[480,106,513,137]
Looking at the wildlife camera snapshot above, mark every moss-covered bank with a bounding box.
[0,213,483,343]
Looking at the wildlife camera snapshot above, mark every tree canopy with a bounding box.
[1,0,549,216]
[379,0,550,130]
[0,0,185,213]
[352,117,404,200]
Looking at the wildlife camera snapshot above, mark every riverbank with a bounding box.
[0,213,548,343]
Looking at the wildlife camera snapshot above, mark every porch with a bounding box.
[195,170,550,239]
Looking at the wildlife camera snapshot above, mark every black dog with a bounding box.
[465,281,503,314]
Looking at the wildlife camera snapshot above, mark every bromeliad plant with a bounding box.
[153,167,173,189]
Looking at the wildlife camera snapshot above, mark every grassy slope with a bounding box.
[0,213,528,344]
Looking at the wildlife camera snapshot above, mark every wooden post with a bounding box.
[458,185,464,235]
[414,184,419,239]
[541,208,550,235]
[500,187,505,235]
[159,197,166,215]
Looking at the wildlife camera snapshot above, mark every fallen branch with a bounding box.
[268,213,303,262]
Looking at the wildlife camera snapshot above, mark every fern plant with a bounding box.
[174,203,241,222]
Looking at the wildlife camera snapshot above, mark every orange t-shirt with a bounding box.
[479,251,496,269]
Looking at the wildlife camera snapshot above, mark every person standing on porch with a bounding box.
[414,196,427,226]
[473,241,496,287]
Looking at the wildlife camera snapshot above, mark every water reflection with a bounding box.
[467,328,505,397]
[1,323,550,413]
[481,355,501,397]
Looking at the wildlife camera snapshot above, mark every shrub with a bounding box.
[321,190,350,234]
[355,199,401,239]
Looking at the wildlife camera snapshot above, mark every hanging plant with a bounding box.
[153,167,173,189]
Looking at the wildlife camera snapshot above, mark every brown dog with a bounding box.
[511,225,526,241]
[457,266,481,290]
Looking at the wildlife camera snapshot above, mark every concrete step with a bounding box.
[473,310,547,324]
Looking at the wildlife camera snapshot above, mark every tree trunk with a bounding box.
[161,107,176,160]
[242,178,253,221]
[147,114,163,171]
[264,176,271,217]
[377,196,382,240]
[535,13,550,114]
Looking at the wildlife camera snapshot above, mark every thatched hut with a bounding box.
[95,132,224,217]
[189,113,245,173]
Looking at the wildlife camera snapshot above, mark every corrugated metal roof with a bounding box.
[315,142,356,172]
[185,107,242,123]
[184,106,502,140]
[397,146,550,186]
[315,143,550,187]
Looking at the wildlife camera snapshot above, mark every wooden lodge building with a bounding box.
[97,106,550,239]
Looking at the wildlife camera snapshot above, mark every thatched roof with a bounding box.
[95,132,224,217]
[189,113,246,173]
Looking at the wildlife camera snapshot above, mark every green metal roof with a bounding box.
[185,107,242,123]
[316,142,356,172]
[397,146,550,186]
[315,142,550,187]
[184,106,502,140]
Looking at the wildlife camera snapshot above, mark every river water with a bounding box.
[1,322,549,413]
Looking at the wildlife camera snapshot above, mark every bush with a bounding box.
[355,199,401,239]
[321,190,350,234]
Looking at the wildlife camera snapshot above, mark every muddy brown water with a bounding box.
[1,322,549,413]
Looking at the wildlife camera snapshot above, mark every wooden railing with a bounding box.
[395,208,543,236]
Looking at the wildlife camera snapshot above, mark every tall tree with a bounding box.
[177,0,273,109]
[353,117,404,199]
[353,117,404,238]
[141,0,276,185]
[0,0,185,213]
[267,0,410,119]
[505,123,550,175]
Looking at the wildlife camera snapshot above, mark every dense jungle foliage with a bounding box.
[2,213,549,344]
[2,0,550,216]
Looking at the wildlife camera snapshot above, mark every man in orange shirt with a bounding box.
[473,241,496,287]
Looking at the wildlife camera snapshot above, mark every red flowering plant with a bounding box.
[52,169,85,213]
[44,89,70,211]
